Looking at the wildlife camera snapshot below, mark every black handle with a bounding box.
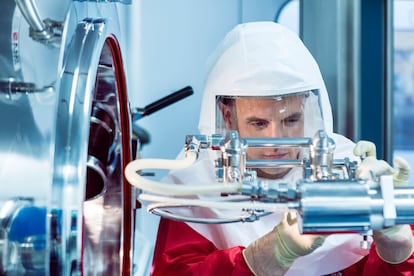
[141,85,193,117]
[131,86,194,147]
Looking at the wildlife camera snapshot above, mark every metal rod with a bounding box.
[246,159,304,168]
[244,137,312,148]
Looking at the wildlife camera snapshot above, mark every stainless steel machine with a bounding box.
[0,0,136,274]
[126,129,414,248]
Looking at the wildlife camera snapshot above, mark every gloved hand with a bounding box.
[242,211,325,275]
[392,156,411,186]
[353,141,410,186]
[373,224,414,264]
[354,140,414,264]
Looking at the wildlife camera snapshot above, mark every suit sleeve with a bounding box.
[151,218,254,276]
[342,225,414,276]
[362,225,414,276]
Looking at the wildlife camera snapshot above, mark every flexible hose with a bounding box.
[124,151,241,196]
[140,193,289,212]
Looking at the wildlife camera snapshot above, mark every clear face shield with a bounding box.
[215,90,325,179]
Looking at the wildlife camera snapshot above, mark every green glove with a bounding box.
[353,140,395,180]
[353,141,410,185]
[274,211,325,267]
[373,224,414,264]
[354,141,414,264]
[353,140,377,158]
[392,156,410,186]
[243,211,325,275]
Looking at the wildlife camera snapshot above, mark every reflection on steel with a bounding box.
[0,0,136,275]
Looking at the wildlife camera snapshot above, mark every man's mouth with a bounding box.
[262,152,288,160]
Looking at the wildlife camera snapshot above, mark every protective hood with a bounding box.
[160,22,366,275]
[198,21,333,136]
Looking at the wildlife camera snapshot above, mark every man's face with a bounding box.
[220,95,305,179]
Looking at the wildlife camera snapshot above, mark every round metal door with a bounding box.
[0,1,136,275]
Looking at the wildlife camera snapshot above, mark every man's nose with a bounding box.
[265,123,283,138]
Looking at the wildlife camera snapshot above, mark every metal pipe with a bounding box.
[14,0,45,33]
[14,0,62,46]
[244,137,312,148]
[246,159,304,168]
[298,182,414,233]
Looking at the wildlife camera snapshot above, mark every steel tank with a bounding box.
[0,0,136,275]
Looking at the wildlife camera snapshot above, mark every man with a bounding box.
[217,92,314,179]
[151,21,414,275]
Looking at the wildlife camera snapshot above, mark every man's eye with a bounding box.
[250,120,269,129]
[282,114,302,126]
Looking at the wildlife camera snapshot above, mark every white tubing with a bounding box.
[139,193,289,213]
[124,151,241,196]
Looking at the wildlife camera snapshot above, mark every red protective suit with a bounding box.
[151,218,414,276]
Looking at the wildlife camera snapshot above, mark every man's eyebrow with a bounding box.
[282,112,303,120]
[245,112,303,122]
[245,116,268,122]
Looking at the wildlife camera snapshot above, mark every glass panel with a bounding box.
[393,0,414,186]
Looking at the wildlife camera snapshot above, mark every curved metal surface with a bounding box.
[53,3,135,274]
[0,1,135,275]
